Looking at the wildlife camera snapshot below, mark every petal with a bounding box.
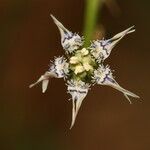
[50,14,84,53]
[67,80,90,129]
[94,65,139,103]
[90,26,135,61]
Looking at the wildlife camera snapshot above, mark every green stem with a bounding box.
[83,0,103,47]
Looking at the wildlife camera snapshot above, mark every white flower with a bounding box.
[29,15,140,128]
[74,65,85,74]
[70,56,79,64]
[83,63,93,71]
[81,48,89,56]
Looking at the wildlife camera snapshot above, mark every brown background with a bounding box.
[0,0,150,150]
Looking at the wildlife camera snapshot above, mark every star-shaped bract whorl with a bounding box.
[29,15,139,128]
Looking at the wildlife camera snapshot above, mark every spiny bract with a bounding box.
[29,15,140,129]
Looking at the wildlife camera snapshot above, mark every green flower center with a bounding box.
[69,48,98,82]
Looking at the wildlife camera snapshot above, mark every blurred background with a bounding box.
[0,0,150,150]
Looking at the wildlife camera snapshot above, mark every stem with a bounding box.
[83,0,103,47]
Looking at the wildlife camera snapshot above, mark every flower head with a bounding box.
[29,15,139,128]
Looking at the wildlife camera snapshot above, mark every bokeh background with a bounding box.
[0,0,150,150]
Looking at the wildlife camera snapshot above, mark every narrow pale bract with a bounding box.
[29,15,140,128]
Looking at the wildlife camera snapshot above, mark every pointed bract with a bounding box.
[29,56,69,93]
[67,80,90,128]
[94,65,139,103]
[42,79,49,93]
[29,71,57,93]
[51,14,84,53]
[90,26,135,61]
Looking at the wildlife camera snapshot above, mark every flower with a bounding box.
[29,15,140,129]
